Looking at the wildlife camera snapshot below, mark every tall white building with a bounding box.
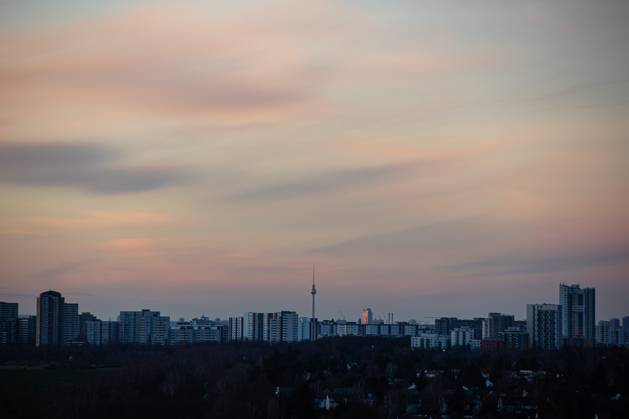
[527,304,561,350]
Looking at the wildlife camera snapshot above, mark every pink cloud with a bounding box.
[32,211,171,230]
[106,238,155,254]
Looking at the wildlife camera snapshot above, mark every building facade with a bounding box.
[451,327,475,347]
[559,283,595,342]
[61,303,80,345]
[0,302,18,345]
[36,290,64,347]
[483,313,515,339]
[499,326,529,350]
[119,310,169,345]
[17,315,36,345]
[527,304,561,350]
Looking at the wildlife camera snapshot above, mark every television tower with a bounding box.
[311,264,317,319]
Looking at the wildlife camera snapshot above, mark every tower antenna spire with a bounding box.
[310,264,317,320]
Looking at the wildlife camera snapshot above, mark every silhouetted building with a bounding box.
[483,313,514,338]
[244,312,265,341]
[596,320,610,345]
[458,318,484,339]
[101,320,120,344]
[228,316,244,341]
[170,319,194,345]
[119,310,169,345]
[298,317,317,341]
[79,312,98,342]
[499,326,529,350]
[17,315,36,345]
[85,320,102,345]
[559,283,595,343]
[0,302,18,345]
[36,290,64,347]
[62,302,80,345]
[435,317,459,335]
[527,304,561,350]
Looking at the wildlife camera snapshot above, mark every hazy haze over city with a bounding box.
[1,0,628,321]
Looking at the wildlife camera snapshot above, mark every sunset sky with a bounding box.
[1,0,628,321]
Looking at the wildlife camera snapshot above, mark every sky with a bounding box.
[1,0,628,322]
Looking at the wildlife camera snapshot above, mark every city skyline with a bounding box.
[2,281,627,350]
[0,281,613,324]
[0,273,626,322]
[2,1,629,321]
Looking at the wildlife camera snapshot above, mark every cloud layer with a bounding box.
[0,142,188,194]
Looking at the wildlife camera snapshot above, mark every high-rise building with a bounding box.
[499,326,529,350]
[36,290,64,347]
[298,317,313,341]
[79,312,98,342]
[622,316,629,345]
[281,311,298,343]
[101,320,119,345]
[17,315,36,345]
[243,312,265,341]
[458,318,484,339]
[608,319,622,346]
[263,312,281,342]
[527,304,561,350]
[262,311,298,343]
[596,320,610,345]
[85,320,102,345]
[361,308,374,325]
[228,316,244,341]
[559,283,595,342]
[483,313,514,338]
[595,318,624,346]
[119,310,169,345]
[435,317,459,335]
[62,303,80,345]
[0,302,18,345]
[170,319,194,345]
[151,315,170,345]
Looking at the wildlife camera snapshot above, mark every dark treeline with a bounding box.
[1,338,627,419]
